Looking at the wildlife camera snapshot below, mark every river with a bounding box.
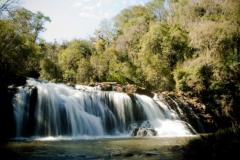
[2,78,202,160]
[2,136,197,160]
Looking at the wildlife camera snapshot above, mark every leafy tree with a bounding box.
[0,20,38,75]
[76,59,93,83]
[146,0,166,21]
[115,5,152,34]
[58,40,93,83]
[90,52,109,81]
[9,8,50,42]
[40,58,62,81]
[139,22,189,90]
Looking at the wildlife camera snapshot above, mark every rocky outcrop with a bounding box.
[159,92,216,133]
[86,82,154,97]
[131,127,158,137]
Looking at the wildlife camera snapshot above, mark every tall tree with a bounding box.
[9,8,50,42]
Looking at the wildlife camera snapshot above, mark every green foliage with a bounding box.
[9,8,50,42]
[0,7,50,77]
[90,48,136,84]
[170,0,240,125]
[146,0,166,21]
[115,5,152,34]
[58,40,93,83]
[138,22,189,90]
[90,52,109,82]
[76,59,93,83]
[173,54,213,94]
[0,20,39,75]
[39,58,62,81]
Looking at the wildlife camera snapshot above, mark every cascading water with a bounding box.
[12,78,196,139]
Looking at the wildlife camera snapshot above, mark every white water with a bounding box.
[12,78,195,139]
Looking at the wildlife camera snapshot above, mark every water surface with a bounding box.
[1,137,197,160]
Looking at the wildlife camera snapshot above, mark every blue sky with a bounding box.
[21,0,149,42]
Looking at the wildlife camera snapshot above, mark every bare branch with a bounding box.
[0,0,19,17]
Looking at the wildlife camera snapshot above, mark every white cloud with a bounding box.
[72,0,149,19]
[22,0,149,42]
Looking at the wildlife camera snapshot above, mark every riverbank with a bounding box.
[183,127,240,160]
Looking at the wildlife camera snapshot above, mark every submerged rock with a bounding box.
[144,151,160,156]
[124,152,134,157]
[131,127,158,137]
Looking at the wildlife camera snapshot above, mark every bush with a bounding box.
[173,54,213,95]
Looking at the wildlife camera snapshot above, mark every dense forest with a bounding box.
[0,0,239,129]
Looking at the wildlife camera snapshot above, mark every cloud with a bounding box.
[22,0,150,42]
[72,0,149,19]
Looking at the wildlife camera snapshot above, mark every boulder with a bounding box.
[131,127,157,137]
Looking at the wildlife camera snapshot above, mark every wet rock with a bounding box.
[85,156,101,160]
[99,83,112,91]
[6,74,27,86]
[125,84,154,97]
[113,84,123,92]
[110,151,121,157]
[131,127,158,137]
[144,151,160,156]
[88,82,116,91]
[105,150,122,158]
[136,87,154,97]
[124,152,134,157]
[86,82,154,96]
[158,92,216,133]
[170,145,184,152]
[66,83,75,87]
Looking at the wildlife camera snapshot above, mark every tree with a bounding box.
[76,59,93,83]
[58,40,93,83]
[115,5,152,34]
[114,22,148,63]
[94,19,116,47]
[146,0,166,21]
[0,5,51,78]
[9,8,50,42]
[90,52,109,82]
[0,20,38,75]
[138,22,189,90]
[40,58,62,81]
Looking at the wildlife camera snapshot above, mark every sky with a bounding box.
[21,0,150,42]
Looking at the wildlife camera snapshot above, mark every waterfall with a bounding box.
[12,78,196,138]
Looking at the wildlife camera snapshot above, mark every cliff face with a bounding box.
[159,92,218,133]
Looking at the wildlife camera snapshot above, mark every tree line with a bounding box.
[0,0,239,127]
